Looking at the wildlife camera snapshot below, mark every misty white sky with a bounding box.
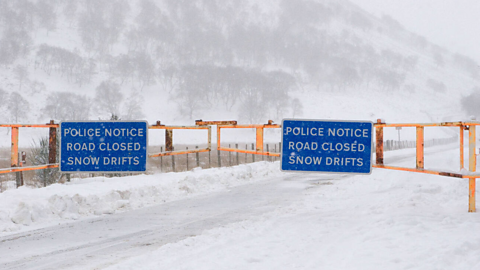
[350,0,480,62]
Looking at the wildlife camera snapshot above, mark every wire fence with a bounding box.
[0,135,459,193]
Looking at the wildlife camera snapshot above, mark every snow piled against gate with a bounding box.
[0,162,282,234]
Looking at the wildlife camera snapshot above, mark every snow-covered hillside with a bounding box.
[0,0,478,135]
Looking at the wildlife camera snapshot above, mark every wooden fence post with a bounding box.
[245,144,248,163]
[252,143,255,162]
[172,146,175,172]
[375,119,384,165]
[236,143,239,165]
[266,144,270,162]
[196,146,200,167]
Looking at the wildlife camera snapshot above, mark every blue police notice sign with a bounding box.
[60,121,148,172]
[281,119,373,174]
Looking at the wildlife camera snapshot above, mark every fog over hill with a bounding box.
[0,0,478,131]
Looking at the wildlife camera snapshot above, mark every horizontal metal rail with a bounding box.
[149,148,210,158]
[195,120,237,126]
[219,147,280,157]
[0,124,59,128]
[148,121,212,158]
[374,119,478,212]
[372,164,480,179]
[0,164,59,174]
[217,121,281,156]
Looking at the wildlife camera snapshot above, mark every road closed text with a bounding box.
[288,141,366,152]
[281,120,372,174]
[60,122,148,172]
[288,155,364,167]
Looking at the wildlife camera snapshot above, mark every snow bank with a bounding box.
[0,162,282,235]
[104,158,480,270]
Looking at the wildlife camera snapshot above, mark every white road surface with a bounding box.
[0,172,337,270]
[1,144,479,270]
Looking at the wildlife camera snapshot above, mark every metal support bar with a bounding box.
[195,120,237,126]
[256,128,264,152]
[219,147,280,157]
[416,126,424,169]
[11,127,20,187]
[0,164,59,174]
[148,148,210,158]
[375,119,384,165]
[216,121,280,157]
[460,126,464,170]
[11,127,19,168]
[373,164,465,178]
[165,129,173,152]
[48,120,57,165]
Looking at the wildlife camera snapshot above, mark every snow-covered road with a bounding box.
[1,144,479,270]
[0,169,335,269]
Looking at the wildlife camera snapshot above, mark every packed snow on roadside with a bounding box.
[1,145,480,270]
[0,162,283,235]
[104,146,478,270]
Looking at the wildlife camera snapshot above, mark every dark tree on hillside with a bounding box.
[462,87,480,118]
[174,66,209,119]
[291,98,303,118]
[349,11,373,31]
[14,65,29,90]
[43,92,90,121]
[112,54,134,84]
[35,1,57,33]
[453,53,480,79]
[7,92,30,123]
[426,78,447,94]
[0,88,7,121]
[433,52,445,67]
[0,27,32,65]
[35,44,94,85]
[78,1,129,54]
[94,81,124,119]
[133,52,156,90]
[122,90,144,120]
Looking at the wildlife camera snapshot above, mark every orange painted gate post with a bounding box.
[416,126,424,169]
[468,124,476,212]
[375,119,384,165]
[48,120,57,185]
[11,127,20,187]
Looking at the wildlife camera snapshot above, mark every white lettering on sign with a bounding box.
[67,156,101,166]
[284,127,324,136]
[98,142,142,151]
[287,155,364,167]
[283,122,371,169]
[288,156,323,165]
[288,141,318,151]
[321,142,365,152]
[63,128,144,137]
[62,123,147,170]
[64,128,101,137]
[66,143,96,151]
[103,156,140,166]
[327,128,369,138]
[104,128,144,137]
